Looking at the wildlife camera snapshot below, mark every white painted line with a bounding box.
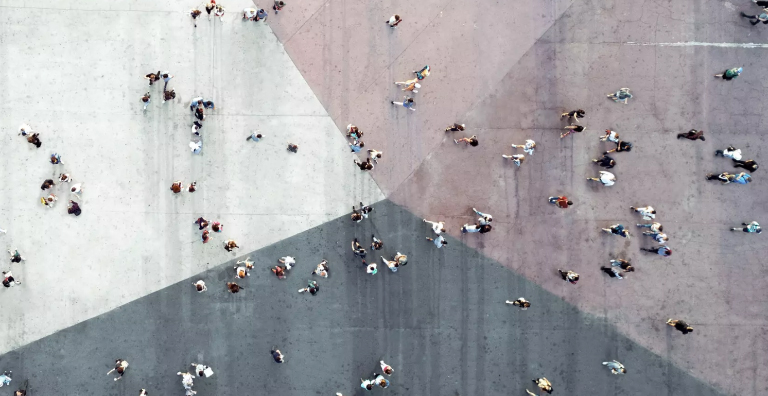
[626,41,768,48]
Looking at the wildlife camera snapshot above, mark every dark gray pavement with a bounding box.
[0,201,723,396]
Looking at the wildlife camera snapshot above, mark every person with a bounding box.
[139,389,147,396]
[59,173,71,183]
[224,240,239,252]
[391,97,416,111]
[587,171,616,186]
[298,280,319,294]
[637,222,663,233]
[381,255,400,271]
[8,250,23,263]
[107,359,129,381]
[271,348,284,363]
[607,88,632,104]
[604,140,632,154]
[354,158,374,171]
[731,221,761,233]
[371,235,384,250]
[367,149,383,164]
[2,271,21,288]
[42,194,58,208]
[561,124,585,138]
[502,154,525,166]
[732,158,758,172]
[170,181,183,193]
[141,92,151,111]
[191,363,214,378]
[558,269,579,284]
[425,234,447,248]
[70,183,83,196]
[510,139,536,155]
[706,172,751,184]
[194,107,205,122]
[312,260,329,278]
[234,263,250,279]
[226,282,243,293]
[386,14,402,27]
[205,1,216,20]
[600,266,624,279]
[287,143,299,153]
[144,71,161,86]
[414,65,430,80]
[630,205,655,220]
[548,196,573,208]
[188,182,197,193]
[454,135,478,147]
[361,378,374,390]
[423,219,446,234]
[0,370,11,387]
[532,377,553,394]
[602,360,626,374]
[201,230,210,243]
[273,0,286,13]
[505,297,531,310]
[346,124,364,141]
[380,360,394,375]
[561,109,585,122]
[351,238,367,258]
[374,374,390,388]
[445,123,465,132]
[161,72,174,90]
[715,67,743,80]
[393,252,408,266]
[272,265,287,279]
[194,217,209,230]
[211,221,222,232]
[246,132,263,142]
[13,379,27,396]
[67,200,82,216]
[50,153,63,165]
[643,230,668,243]
[177,371,194,389]
[610,258,635,273]
[641,245,672,256]
[592,154,615,168]
[461,223,481,233]
[192,121,203,135]
[163,89,176,102]
[189,140,201,155]
[278,256,295,270]
[600,129,620,143]
[365,259,378,275]
[40,179,54,190]
[394,78,420,93]
[715,145,742,160]
[677,129,705,141]
[741,9,768,24]
[352,202,373,220]
[26,133,41,148]
[193,280,207,292]
[666,318,693,334]
[350,140,365,153]
[256,8,268,21]
[243,7,258,19]
[214,4,225,21]
[473,208,493,225]
[190,8,202,26]
[602,224,630,238]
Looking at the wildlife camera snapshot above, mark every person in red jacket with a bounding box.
[548,196,573,208]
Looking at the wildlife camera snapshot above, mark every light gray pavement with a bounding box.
[0,2,382,353]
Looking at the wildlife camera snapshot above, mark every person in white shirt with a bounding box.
[234,264,250,279]
[642,230,668,243]
[731,221,761,233]
[193,280,207,292]
[426,234,447,248]
[177,371,193,389]
[423,218,446,234]
[58,173,71,183]
[715,145,742,160]
[190,140,202,154]
[18,124,33,136]
[386,14,402,27]
[243,8,257,20]
[312,260,329,277]
[365,260,377,275]
[361,378,375,390]
[279,256,295,270]
[587,171,615,186]
[214,4,225,21]
[380,360,394,375]
[630,205,655,220]
[599,129,620,143]
[502,153,525,166]
[602,360,626,374]
[368,149,383,164]
[505,297,531,310]
[108,359,129,381]
[510,139,536,155]
[70,183,83,196]
[191,363,214,378]
[636,222,663,233]
[472,208,493,225]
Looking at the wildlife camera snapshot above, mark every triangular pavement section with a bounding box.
[0,4,382,354]
[389,1,768,395]
[0,200,723,396]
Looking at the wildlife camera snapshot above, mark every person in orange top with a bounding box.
[548,196,573,208]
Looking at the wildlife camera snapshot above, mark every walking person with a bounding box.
[715,145,742,160]
[50,153,63,165]
[59,173,72,183]
[364,259,378,275]
[603,140,633,154]
[600,129,620,143]
[502,153,525,166]
[558,269,579,284]
[423,218,446,234]
[602,360,626,374]
[610,258,635,273]
[351,202,373,221]
[454,135,478,147]
[374,374,390,388]
[191,363,214,378]
[188,182,197,193]
[666,318,693,334]
[361,378,375,391]
[602,224,630,238]
[414,65,430,80]
[162,89,176,102]
[425,234,447,248]
[371,234,384,250]
[561,124,585,138]
[270,348,285,363]
[600,266,624,279]
[641,245,672,256]
[170,181,183,194]
[107,359,129,381]
[224,239,239,252]
[677,129,705,141]
[298,280,319,295]
[630,205,656,220]
[548,196,573,208]
[510,139,536,155]
[354,158,374,171]
[70,183,83,197]
[607,88,632,104]
[287,143,299,153]
[592,154,616,168]
[741,10,768,25]
[587,171,616,186]
[2,271,21,288]
[141,92,151,111]
[368,149,383,164]
[391,96,416,111]
[732,158,759,172]
[445,123,465,132]
[161,72,174,90]
[8,250,24,263]
[386,14,402,27]
[350,140,365,153]
[461,223,492,233]
[40,179,55,190]
[346,124,363,141]
[714,67,742,80]
[642,229,668,243]
[637,222,663,233]
[177,371,194,389]
[381,255,400,272]
[25,133,41,148]
[278,256,295,270]
[505,297,531,310]
[706,171,752,184]
[41,193,58,208]
[530,377,553,394]
[234,262,251,279]
[561,109,585,122]
[226,282,243,293]
[312,260,329,278]
[273,0,286,13]
[731,221,761,233]
[67,200,82,216]
[214,4,225,21]
[144,71,161,86]
[190,8,202,26]
[473,208,493,225]
[351,238,367,258]
[246,132,263,142]
[380,360,394,375]
[193,280,207,292]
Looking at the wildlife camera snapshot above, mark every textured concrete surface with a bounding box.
[0,2,382,353]
[0,201,724,396]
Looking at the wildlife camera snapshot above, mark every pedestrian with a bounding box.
[558,269,579,284]
[391,96,416,111]
[367,149,383,164]
[177,371,194,389]
[193,280,207,292]
[161,72,174,90]
[170,181,183,194]
[423,218,446,234]
[59,173,71,183]
[607,88,632,104]
[714,67,742,80]
[201,230,210,243]
[256,8,268,21]
[603,140,633,154]
[461,223,492,233]
[287,143,299,153]
[380,360,394,375]
[561,124,585,138]
[13,380,27,396]
[271,265,287,279]
[346,124,364,141]
[234,262,250,279]
[731,221,761,233]
[144,71,161,86]
[715,146,742,160]
[381,255,400,272]
[107,359,129,381]
[163,89,176,102]
[754,0,768,6]
[666,318,693,334]
[600,266,624,279]
[531,377,553,394]
[371,234,384,250]
[190,140,202,154]
[630,205,655,220]
[610,258,635,273]
[472,208,493,225]
[602,224,630,238]
[205,1,216,20]
[8,250,24,263]
[445,123,465,132]
[374,374,390,388]
[364,259,378,275]
[454,135,479,147]
[211,221,223,232]
[70,183,83,196]
[505,297,531,310]
[50,153,63,165]
[352,202,373,221]
[414,65,430,80]
[141,92,151,111]
[243,7,257,19]
[548,196,573,208]
[591,154,616,169]
[270,348,284,363]
[190,8,202,26]
[298,279,319,294]
[214,4,225,21]
[194,107,205,121]
[351,238,367,258]
[188,182,197,193]
[502,154,525,166]
[677,129,705,141]
[0,371,10,387]
[224,239,239,252]
[2,271,21,288]
[393,252,408,266]
[361,378,375,391]
[41,193,58,208]
[273,0,286,13]
[642,230,668,243]
[600,129,620,143]
[425,234,448,248]
[246,132,263,142]
[386,14,402,28]
[732,158,759,172]
[312,260,329,278]
[278,256,295,270]
[350,140,365,153]
[636,221,663,233]
[602,360,626,374]
[561,109,586,122]
[641,245,672,256]
[706,171,751,184]
[510,139,536,155]
[191,363,214,378]
[67,200,82,216]
[189,97,203,112]
[40,179,55,190]
[587,171,616,186]
[26,133,41,148]
[226,282,243,293]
